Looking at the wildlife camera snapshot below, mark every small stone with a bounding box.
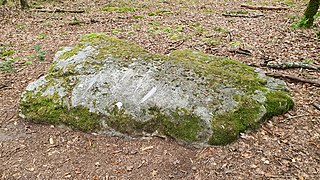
[49,137,54,145]
[95,162,100,167]
[192,166,197,171]
[151,170,158,176]
[26,167,34,172]
[126,166,134,171]
[64,173,71,178]
[250,164,257,169]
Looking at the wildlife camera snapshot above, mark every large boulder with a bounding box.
[19,33,294,146]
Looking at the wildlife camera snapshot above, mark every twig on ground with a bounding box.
[0,84,8,89]
[266,72,320,87]
[240,4,289,10]
[32,8,85,13]
[287,114,318,119]
[267,61,320,70]
[228,48,252,56]
[312,101,320,111]
[165,40,185,54]
[222,13,264,18]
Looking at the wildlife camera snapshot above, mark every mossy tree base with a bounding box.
[299,0,320,28]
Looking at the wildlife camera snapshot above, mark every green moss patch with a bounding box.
[105,106,205,143]
[169,49,267,94]
[20,92,101,132]
[209,96,262,145]
[264,90,294,119]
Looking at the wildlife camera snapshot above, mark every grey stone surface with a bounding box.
[19,33,294,146]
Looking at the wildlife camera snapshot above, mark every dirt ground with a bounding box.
[0,0,319,179]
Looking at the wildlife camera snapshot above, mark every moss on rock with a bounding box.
[19,33,295,147]
[104,106,205,143]
[209,96,262,145]
[20,91,101,132]
[264,90,294,119]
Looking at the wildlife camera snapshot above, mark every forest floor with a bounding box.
[0,0,319,179]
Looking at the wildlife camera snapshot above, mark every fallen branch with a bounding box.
[222,13,264,18]
[0,84,7,89]
[267,61,320,70]
[229,48,252,56]
[266,72,320,87]
[32,8,85,13]
[240,4,288,10]
[313,101,320,111]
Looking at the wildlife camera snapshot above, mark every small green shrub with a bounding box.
[33,45,46,61]
[0,59,15,73]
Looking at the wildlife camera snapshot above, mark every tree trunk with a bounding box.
[302,0,320,28]
[20,0,29,9]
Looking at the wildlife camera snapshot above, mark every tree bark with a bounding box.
[20,0,29,9]
[302,0,320,28]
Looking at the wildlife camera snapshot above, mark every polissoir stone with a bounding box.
[19,33,294,146]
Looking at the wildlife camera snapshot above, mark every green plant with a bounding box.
[0,59,15,72]
[174,25,184,32]
[163,27,171,33]
[133,15,144,19]
[24,61,33,65]
[111,28,122,35]
[102,6,138,13]
[147,10,173,16]
[16,22,26,30]
[33,45,46,61]
[1,49,15,56]
[291,16,308,29]
[292,6,320,29]
[213,26,229,33]
[303,58,313,64]
[229,41,241,47]
[35,33,47,39]
[201,38,220,46]
[0,45,16,73]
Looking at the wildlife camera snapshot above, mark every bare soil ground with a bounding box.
[0,0,319,179]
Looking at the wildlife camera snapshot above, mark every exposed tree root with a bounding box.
[266,72,320,87]
[228,48,252,56]
[240,4,289,10]
[313,102,320,111]
[32,8,85,13]
[222,13,264,18]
